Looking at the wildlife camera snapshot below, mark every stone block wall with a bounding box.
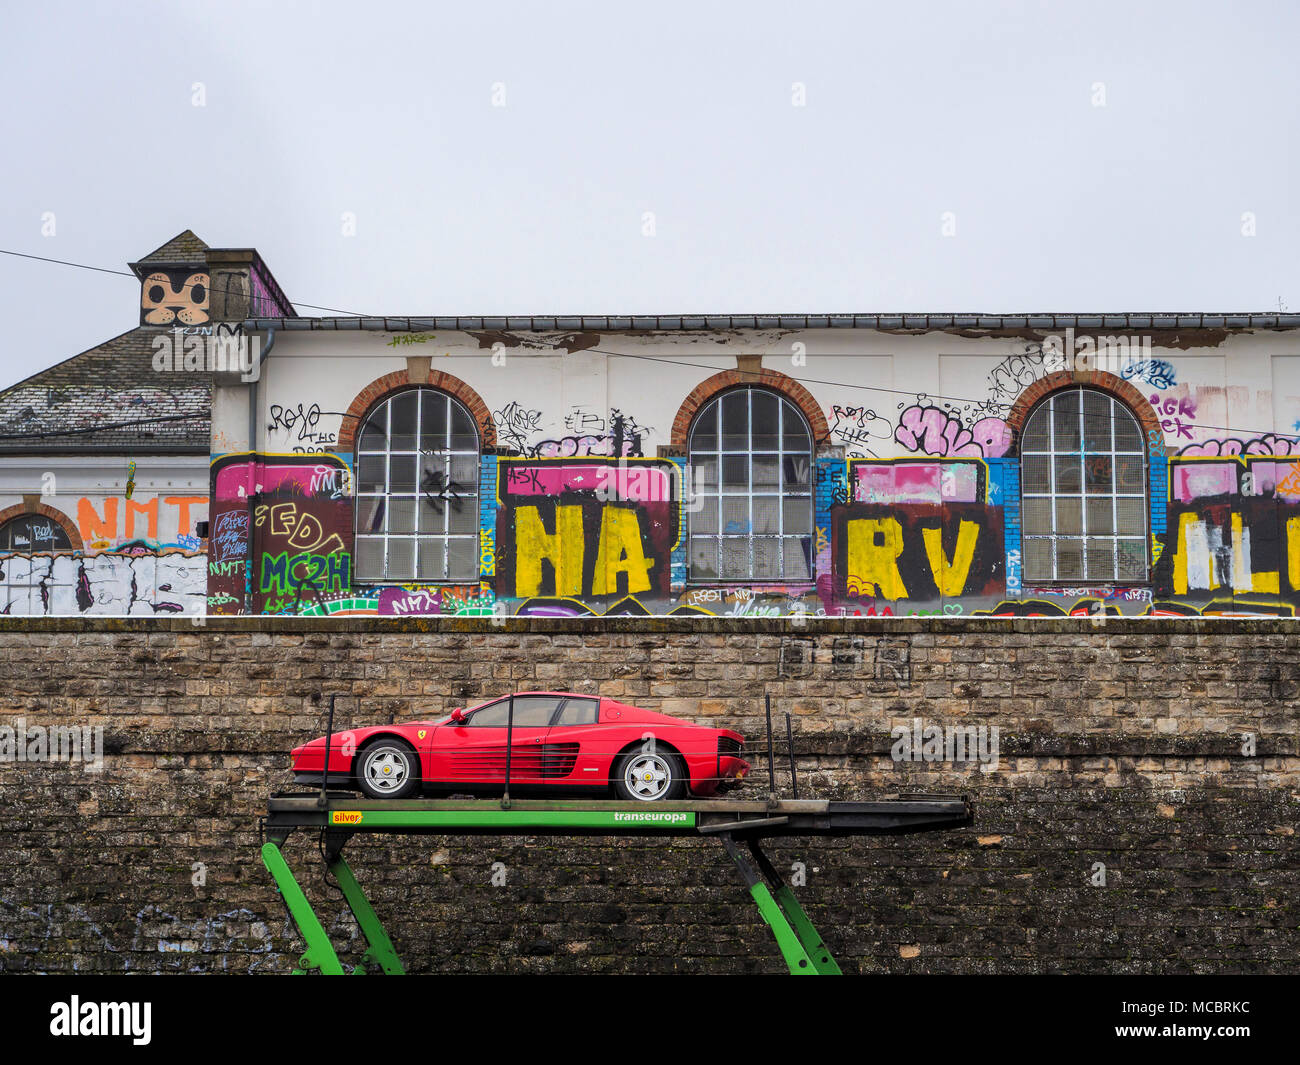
[0,617,1295,973]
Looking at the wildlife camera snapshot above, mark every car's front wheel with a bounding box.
[355,739,421,799]
[613,749,687,802]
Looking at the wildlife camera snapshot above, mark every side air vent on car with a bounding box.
[539,742,580,778]
[451,742,581,780]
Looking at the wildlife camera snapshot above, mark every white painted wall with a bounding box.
[218,328,1300,460]
[0,455,209,617]
[0,456,209,549]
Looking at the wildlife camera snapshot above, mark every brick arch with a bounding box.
[670,368,830,448]
[1005,370,1165,456]
[0,501,83,551]
[338,369,496,451]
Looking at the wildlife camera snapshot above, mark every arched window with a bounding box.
[354,387,480,582]
[688,387,814,582]
[1020,387,1148,583]
[0,513,76,613]
[0,513,73,553]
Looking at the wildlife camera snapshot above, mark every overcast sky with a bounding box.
[1,0,1297,389]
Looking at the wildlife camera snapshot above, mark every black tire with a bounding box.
[355,738,421,799]
[612,747,687,802]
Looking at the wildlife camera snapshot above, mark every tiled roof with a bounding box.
[245,312,1300,332]
[0,327,210,454]
[129,230,209,277]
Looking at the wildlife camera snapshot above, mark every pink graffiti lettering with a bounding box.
[895,404,1011,458]
[1149,393,1196,440]
[1178,435,1299,458]
[505,463,671,501]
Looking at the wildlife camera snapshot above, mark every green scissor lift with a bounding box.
[261,793,971,975]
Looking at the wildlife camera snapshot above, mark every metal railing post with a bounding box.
[318,693,336,809]
[765,693,777,802]
[502,694,514,809]
[785,711,799,800]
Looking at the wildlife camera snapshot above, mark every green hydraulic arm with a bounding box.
[261,840,347,975]
[262,839,406,975]
[746,837,841,974]
[718,834,841,975]
[327,851,406,974]
[259,795,971,975]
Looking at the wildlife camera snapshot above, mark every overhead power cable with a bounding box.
[4,244,1300,445]
[0,247,368,316]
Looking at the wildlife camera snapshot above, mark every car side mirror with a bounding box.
[449,708,466,724]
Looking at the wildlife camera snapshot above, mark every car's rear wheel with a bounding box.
[613,748,687,802]
[355,738,421,799]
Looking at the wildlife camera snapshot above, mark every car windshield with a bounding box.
[463,695,561,727]
[437,694,600,728]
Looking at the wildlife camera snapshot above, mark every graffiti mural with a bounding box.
[195,351,1300,619]
[828,405,892,456]
[494,405,652,459]
[495,459,677,602]
[251,495,352,615]
[1122,359,1177,390]
[852,459,986,505]
[208,453,353,614]
[1154,500,1295,600]
[1147,450,1300,613]
[492,401,544,454]
[0,550,205,616]
[816,457,1003,613]
[0,460,208,615]
[76,495,206,550]
[985,334,1153,408]
[267,402,343,453]
[987,346,1057,408]
[140,270,209,326]
[1149,391,1197,440]
[514,408,650,457]
[831,504,1005,609]
[895,401,1012,458]
[1178,436,1300,458]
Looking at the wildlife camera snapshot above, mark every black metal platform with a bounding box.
[260,791,973,975]
[264,792,973,840]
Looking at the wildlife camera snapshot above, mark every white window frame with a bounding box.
[687,387,815,583]
[1019,387,1149,584]
[0,513,77,614]
[0,513,73,554]
[354,387,481,583]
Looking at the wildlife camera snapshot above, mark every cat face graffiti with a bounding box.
[141,270,210,325]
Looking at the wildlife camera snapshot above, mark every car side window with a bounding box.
[554,698,599,727]
[465,695,562,727]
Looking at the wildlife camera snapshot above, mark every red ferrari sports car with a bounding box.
[291,692,749,802]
